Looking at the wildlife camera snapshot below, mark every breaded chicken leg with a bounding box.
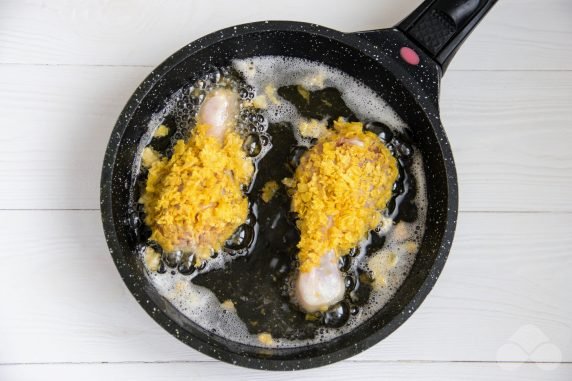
[141,88,254,264]
[287,119,398,312]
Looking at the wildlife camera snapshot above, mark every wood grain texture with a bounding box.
[1,362,571,381]
[0,65,149,210]
[0,0,571,70]
[1,0,571,378]
[441,70,572,212]
[1,211,570,364]
[1,66,571,211]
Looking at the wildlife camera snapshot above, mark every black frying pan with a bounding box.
[101,0,497,370]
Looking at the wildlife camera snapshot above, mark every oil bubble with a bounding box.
[259,133,271,146]
[178,254,196,275]
[163,251,180,268]
[288,146,307,171]
[323,302,350,328]
[243,134,262,157]
[225,224,254,251]
[338,255,351,272]
[345,276,356,290]
[365,121,393,142]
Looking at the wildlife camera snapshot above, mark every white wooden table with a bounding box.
[1,0,571,379]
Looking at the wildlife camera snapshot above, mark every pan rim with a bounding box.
[100,20,458,370]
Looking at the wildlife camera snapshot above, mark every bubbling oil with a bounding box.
[132,56,428,348]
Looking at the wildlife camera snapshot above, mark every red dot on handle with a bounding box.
[400,47,420,65]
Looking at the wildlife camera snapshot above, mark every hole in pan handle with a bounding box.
[397,0,498,73]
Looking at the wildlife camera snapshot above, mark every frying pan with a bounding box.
[101,0,497,370]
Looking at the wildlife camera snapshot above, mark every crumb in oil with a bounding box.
[141,147,161,169]
[264,83,281,105]
[221,299,236,311]
[144,246,161,271]
[261,180,279,203]
[154,124,169,138]
[297,118,327,139]
[257,332,274,346]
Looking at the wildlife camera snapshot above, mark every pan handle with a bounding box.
[397,0,497,73]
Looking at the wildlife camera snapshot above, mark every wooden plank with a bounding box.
[0,210,570,364]
[448,0,572,72]
[441,70,572,212]
[0,0,571,70]
[1,66,571,212]
[1,362,571,381]
[0,65,149,210]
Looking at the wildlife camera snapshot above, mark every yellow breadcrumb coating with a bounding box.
[257,332,274,346]
[144,246,161,271]
[297,118,327,139]
[252,95,268,109]
[140,123,254,263]
[288,118,398,272]
[264,84,281,105]
[154,124,169,138]
[141,147,161,169]
[261,180,279,203]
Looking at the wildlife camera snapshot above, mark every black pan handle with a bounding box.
[397,0,497,73]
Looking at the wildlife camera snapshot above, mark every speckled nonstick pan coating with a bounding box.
[100,0,497,370]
